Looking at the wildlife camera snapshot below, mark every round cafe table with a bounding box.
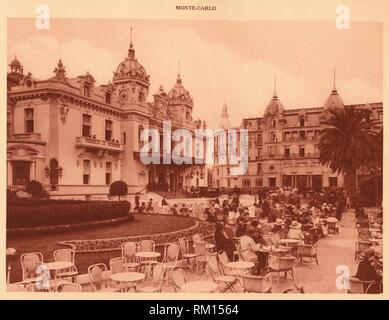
[181,280,218,293]
[44,261,74,271]
[110,272,145,292]
[135,252,161,279]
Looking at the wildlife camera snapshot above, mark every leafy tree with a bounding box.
[109,180,128,201]
[318,105,377,195]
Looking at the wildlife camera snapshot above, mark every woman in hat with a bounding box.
[272,219,285,233]
[287,220,305,242]
[355,248,382,293]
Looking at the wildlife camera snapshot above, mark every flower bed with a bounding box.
[59,220,215,252]
[7,199,131,228]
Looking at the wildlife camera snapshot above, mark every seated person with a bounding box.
[239,228,259,262]
[272,219,284,233]
[287,221,305,242]
[214,223,235,261]
[146,199,154,213]
[179,204,189,216]
[355,248,382,293]
[170,204,178,215]
[235,217,246,237]
[138,202,146,214]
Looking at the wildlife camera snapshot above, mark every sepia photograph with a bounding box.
[3,1,385,298]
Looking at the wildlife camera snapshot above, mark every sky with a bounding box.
[7,18,382,128]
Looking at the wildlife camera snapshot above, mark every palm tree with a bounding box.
[318,105,377,195]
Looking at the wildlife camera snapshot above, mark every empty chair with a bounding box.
[138,239,155,252]
[20,252,44,283]
[192,234,203,244]
[193,241,208,274]
[88,263,119,292]
[55,283,82,292]
[268,255,296,285]
[206,254,238,292]
[346,276,376,294]
[136,263,165,293]
[297,243,319,265]
[121,242,140,271]
[109,257,125,274]
[178,237,197,269]
[53,249,78,280]
[170,267,186,292]
[241,273,272,293]
[355,241,374,261]
[358,229,370,242]
[162,243,180,270]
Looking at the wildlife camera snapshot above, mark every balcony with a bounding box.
[283,152,319,159]
[8,132,45,145]
[75,136,123,153]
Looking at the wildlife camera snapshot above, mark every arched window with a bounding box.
[50,158,59,189]
[138,125,144,149]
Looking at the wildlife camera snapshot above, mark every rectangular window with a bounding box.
[122,132,126,145]
[300,118,305,127]
[25,108,34,133]
[257,163,262,174]
[299,131,306,140]
[12,161,30,185]
[105,120,113,141]
[299,146,305,157]
[83,160,90,185]
[105,92,112,104]
[242,179,251,187]
[84,84,90,97]
[329,177,338,187]
[227,179,231,188]
[106,162,112,185]
[255,179,262,187]
[82,114,92,137]
[284,147,290,158]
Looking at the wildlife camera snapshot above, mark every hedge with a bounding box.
[7,200,131,228]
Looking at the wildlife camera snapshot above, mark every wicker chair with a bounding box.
[136,263,165,293]
[121,242,140,271]
[178,237,197,269]
[355,241,373,261]
[206,254,238,292]
[109,257,125,274]
[358,229,370,242]
[55,282,82,292]
[7,282,33,292]
[268,255,296,284]
[194,241,208,274]
[241,273,272,293]
[88,263,119,292]
[162,243,180,283]
[53,249,79,281]
[346,276,376,293]
[20,252,44,283]
[170,267,186,292]
[297,243,319,265]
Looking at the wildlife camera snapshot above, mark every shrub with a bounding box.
[7,200,131,229]
[109,180,128,201]
[24,180,50,199]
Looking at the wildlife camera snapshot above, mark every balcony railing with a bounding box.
[283,136,319,142]
[8,132,44,143]
[76,136,123,152]
[283,152,319,159]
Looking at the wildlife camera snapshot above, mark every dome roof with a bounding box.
[113,42,150,85]
[167,74,193,107]
[9,55,22,70]
[324,87,344,110]
[264,93,284,117]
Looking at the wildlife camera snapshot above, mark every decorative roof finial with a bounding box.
[53,59,66,80]
[128,27,135,59]
[273,74,277,98]
[332,67,337,92]
[177,60,182,85]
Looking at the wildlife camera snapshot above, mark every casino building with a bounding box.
[7,39,208,198]
[212,80,383,190]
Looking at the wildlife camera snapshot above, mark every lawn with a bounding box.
[7,214,196,283]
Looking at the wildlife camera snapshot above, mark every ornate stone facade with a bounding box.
[7,40,207,197]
